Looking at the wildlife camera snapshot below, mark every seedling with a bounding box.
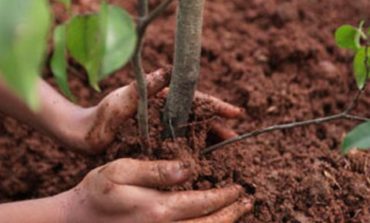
[0,0,171,151]
[335,21,370,153]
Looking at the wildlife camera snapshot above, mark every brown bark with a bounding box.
[164,0,205,137]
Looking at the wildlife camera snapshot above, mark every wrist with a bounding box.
[52,191,72,223]
[53,186,88,223]
[55,106,97,153]
[0,190,74,223]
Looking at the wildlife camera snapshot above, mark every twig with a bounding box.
[132,0,150,151]
[203,44,370,154]
[132,0,174,151]
[344,114,370,122]
[140,0,174,32]
[203,113,368,154]
[138,0,148,17]
[177,116,217,128]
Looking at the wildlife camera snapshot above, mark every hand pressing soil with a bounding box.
[62,159,252,223]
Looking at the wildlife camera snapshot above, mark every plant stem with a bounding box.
[138,0,148,16]
[203,44,370,154]
[132,0,174,150]
[164,0,205,137]
[141,0,174,31]
[132,0,150,150]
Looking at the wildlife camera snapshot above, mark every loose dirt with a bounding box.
[1,0,370,222]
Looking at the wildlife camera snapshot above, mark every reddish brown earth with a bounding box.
[2,0,370,222]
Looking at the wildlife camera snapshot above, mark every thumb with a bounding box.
[87,68,172,149]
[100,159,193,187]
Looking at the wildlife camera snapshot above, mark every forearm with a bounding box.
[0,192,69,223]
[0,78,96,151]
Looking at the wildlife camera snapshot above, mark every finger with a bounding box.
[157,87,170,98]
[144,67,172,96]
[98,67,171,119]
[90,68,172,145]
[158,89,244,118]
[162,185,243,221]
[194,91,244,118]
[210,122,238,140]
[99,158,192,187]
[175,198,252,223]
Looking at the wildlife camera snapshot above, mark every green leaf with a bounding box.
[101,5,137,78]
[342,121,370,154]
[353,47,370,89]
[0,0,51,110]
[51,25,75,100]
[66,4,137,91]
[335,25,361,51]
[66,14,102,90]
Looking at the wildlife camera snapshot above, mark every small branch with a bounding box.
[138,0,149,17]
[344,114,370,122]
[132,0,150,151]
[203,44,370,154]
[132,0,175,151]
[132,49,149,150]
[203,113,370,154]
[140,0,174,32]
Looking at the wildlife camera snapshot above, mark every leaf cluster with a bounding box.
[335,21,368,89]
[0,0,137,108]
[335,21,370,153]
[51,2,137,98]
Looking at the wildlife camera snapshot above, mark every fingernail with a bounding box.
[240,197,253,210]
[232,184,243,192]
[171,162,191,181]
[240,197,250,205]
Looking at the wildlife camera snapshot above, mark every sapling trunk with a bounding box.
[164,0,205,136]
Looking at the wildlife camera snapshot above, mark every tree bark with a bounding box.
[164,0,205,137]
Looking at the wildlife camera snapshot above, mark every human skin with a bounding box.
[0,69,250,222]
[0,159,252,223]
[0,69,242,154]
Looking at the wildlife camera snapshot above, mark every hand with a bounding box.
[0,67,242,154]
[62,159,252,223]
[159,88,244,140]
[81,68,172,153]
[0,68,243,154]
[75,69,244,154]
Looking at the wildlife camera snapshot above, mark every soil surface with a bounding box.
[1,0,370,222]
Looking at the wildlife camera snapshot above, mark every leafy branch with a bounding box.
[51,2,137,96]
[204,21,370,155]
[132,0,174,151]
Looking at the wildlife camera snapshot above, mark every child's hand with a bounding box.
[0,68,243,154]
[62,158,252,223]
[79,68,172,153]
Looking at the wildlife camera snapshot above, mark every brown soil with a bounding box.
[1,0,370,222]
